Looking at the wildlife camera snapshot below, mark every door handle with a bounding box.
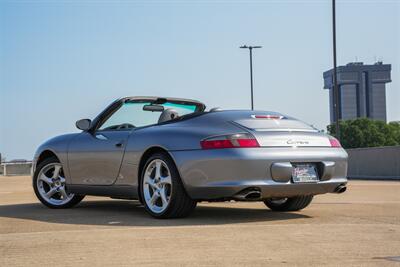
[115,141,124,148]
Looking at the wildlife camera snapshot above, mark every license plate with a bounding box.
[292,164,319,183]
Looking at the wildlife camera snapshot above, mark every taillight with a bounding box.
[200,133,259,149]
[329,137,341,148]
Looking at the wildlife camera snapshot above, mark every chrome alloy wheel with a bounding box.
[143,159,172,214]
[36,163,74,206]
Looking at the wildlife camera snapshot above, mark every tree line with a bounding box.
[327,118,400,149]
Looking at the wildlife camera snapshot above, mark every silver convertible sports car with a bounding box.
[33,96,348,218]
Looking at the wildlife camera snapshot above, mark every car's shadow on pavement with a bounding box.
[0,200,310,226]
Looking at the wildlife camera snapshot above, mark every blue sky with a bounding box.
[0,0,399,160]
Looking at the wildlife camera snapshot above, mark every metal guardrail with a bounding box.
[0,162,33,176]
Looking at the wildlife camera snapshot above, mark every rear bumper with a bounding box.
[179,178,347,200]
[170,147,348,200]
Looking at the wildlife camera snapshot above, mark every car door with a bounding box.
[67,100,147,185]
[68,130,131,185]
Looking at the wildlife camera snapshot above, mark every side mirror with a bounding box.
[76,119,92,131]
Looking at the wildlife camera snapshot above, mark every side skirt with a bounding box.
[67,184,138,199]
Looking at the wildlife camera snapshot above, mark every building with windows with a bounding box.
[323,62,392,123]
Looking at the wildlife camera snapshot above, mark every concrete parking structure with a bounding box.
[0,176,399,266]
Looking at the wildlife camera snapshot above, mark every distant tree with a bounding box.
[327,118,400,149]
[388,121,400,144]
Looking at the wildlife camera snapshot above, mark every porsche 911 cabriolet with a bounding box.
[33,96,348,218]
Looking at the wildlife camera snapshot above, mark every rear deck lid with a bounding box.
[234,114,331,147]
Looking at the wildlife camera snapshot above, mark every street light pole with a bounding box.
[249,48,254,111]
[240,45,262,110]
[332,0,341,140]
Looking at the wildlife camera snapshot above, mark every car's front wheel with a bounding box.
[140,153,197,219]
[263,195,313,211]
[33,157,84,209]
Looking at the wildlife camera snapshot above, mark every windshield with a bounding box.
[98,101,199,131]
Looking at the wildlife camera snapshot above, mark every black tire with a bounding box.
[140,152,197,219]
[33,157,84,209]
[263,195,313,212]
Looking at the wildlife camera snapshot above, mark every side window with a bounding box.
[98,102,159,131]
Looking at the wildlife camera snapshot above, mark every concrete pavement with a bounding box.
[0,176,399,266]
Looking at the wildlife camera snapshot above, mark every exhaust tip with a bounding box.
[334,185,347,194]
[233,187,262,201]
[245,191,261,200]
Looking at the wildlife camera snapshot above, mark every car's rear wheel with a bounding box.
[33,157,84,209]
[263,195,313,211]
[140,153,197,219]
